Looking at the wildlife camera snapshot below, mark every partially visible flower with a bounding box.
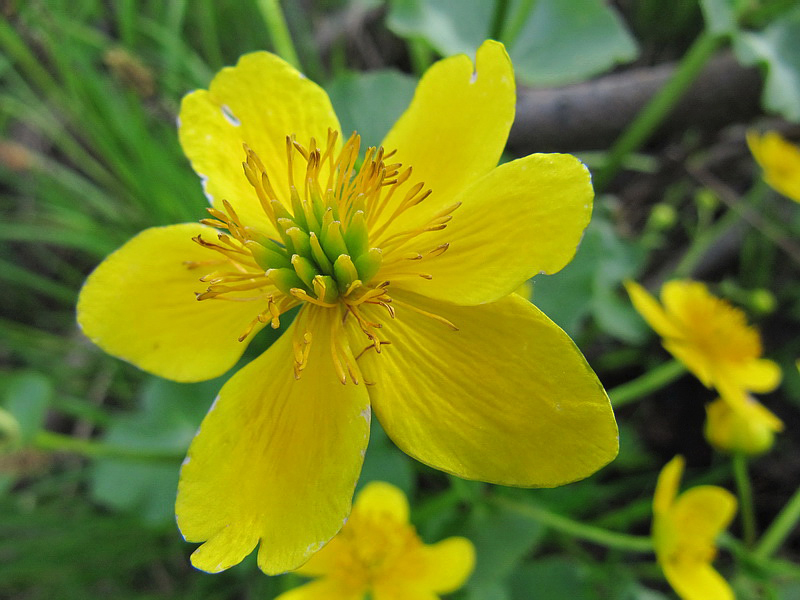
[653,456,737,600]
[276,481,474,600]
[625,279,781,406]
[747,130,800,202]
[705,396,783,455]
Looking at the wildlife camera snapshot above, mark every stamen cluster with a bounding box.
[188,130,459,382]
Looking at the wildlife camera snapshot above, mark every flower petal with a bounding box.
[412,537,476,593]
[624,280,682,340]
[653,456,684,516]
[77,224,266,382]
[378,40,514,234]
[179,52,341,233]
[357,292,618,487]
[661,562,734,600]
[730,358,782,393]
[371,587,438,600]
[176,308,371,574]
[354,481,410,523]
[274,579,364,600]
[387,153,593,306]
[671,486,737,545]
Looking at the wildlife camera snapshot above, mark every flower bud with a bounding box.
[704,397,782,455]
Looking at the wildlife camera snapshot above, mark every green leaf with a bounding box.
[387,0,492,59]
[89,376,220,527]
[387,0,638,86]
[733,6,800,122]
[1,371,53,443]
[509,0,639,86]
[531,211,647,343]
[463,504,545,598]
[508,557,598,600]
[325,69,417,149]
[357,418,415,496]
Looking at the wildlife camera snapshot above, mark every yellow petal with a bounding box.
[624,280,682,340]
[391,154,593,306]
[354,481,410,524]
[661,561,734,600]
[747,130,800,202]
[273,579,365,600]
[412,537,476,593]
[671,486,737,546]
[653,456,684,516]
[179,52,341,233]
[379,40,515,235]
[77,224,266,382]
[357,292,618,487]
[733,358,782,393]
[176,308,371,574]
[662,340,714,388]
[371,586,438,600]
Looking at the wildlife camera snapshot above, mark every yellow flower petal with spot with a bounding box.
[625,279,781,403]
[77,224,268,382]
[652,457,736,600]
[78,40,619,574]
[278,482,475,600]
[179,52,341,234]
[394,153,593,305]
[747,130,800,202]
[177,309,370,575]
[357,292,618,487]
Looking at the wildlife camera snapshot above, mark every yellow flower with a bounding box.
[747,130,800,202]
[705,396,783,455]
[624,279,781,406]
[275,481,474,600]
[653,456,737,600]
[77,41,618,574]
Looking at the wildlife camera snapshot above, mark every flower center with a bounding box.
[187,130,459,383]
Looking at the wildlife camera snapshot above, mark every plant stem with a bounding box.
[594,31,721,190]
[608,360,686,408]
[490,0,511,41]
[257,0,302,71]
[733,453,756,546]
[753,484,800,560]
[33,431,183,463]
[492,496,654,553]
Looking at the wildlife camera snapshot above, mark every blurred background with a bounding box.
[1,0,799,598]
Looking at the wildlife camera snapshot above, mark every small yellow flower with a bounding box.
[705,396,783,455]
[275,481,474,600]
[625,280,781,406]
[747,130,800,202]
[78,42,619,574]
[653,456,737,600]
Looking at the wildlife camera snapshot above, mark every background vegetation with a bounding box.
[1,0,799,598]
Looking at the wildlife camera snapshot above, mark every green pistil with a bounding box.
[253,209,383,302]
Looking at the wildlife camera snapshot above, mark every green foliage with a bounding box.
[90,376,219,527]
[387,0,639,85]
[734,5,800,122]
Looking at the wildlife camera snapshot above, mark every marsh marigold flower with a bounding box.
[275,481,474,600]
[747,130,800,202]
[625,280,781,406]
[704,396,782,456]
[653,456,737,600]
[77,41,618,574]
